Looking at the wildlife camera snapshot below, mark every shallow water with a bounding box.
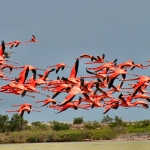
[0,140,150,150]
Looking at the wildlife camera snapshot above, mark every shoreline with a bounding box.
[0,138,150,144]
[0,139,150,145]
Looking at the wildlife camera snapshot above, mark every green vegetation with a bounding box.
[73,117,84,124]
[0,114,150,143]
[51,121,71,131]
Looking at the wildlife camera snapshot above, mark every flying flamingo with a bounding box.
[108,68,138,89]
[84,54,105,64]
[16,64,46,79]
[69,58,79,79]
[96,87,115,100]
[131,100,149,108]
[117,60,134,69]
[103,98,119,106]
[86,62,116,72]
[5,42,15,49]
[122,93,150,102]
[5,40,22,48]
[11,103,39,108]
[103,81,124,94]
[6,106,41,118]
[78,54,97,61]
[81,93,96,105]
[122,76,150,97]
[2,66,30,95]
[118,93,133,107]
[35,68,55,86]
[24,35,42,43]
[110,81,124,93]
[0,64,18,72]
[131,63,150,70]
[60,58,80,85]
[45,76,63,87]
[55,97,82,114]
[0,87,35,98]
[120,94,149,109]
[50,83,72,99]
[103,102,119,114]
[48,63,71,73]
[94,78,108,88]
[60,84,85,105]
[24,76,50,97]
[35,97,57,107]
[121,81,149,95]
[82,68,110,82]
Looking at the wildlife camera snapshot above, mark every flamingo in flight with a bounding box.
[82,68,111,82]
[122,76,150,97]
[103,102,119,114]
[117,60,134,69]
[16,64,46,79]
[84,54,105,64]
[5,40,22,49]
[35,97,57,107]
[78,54,97,61]
[24,76,50,97]
[48,63,72,74]
[118,93,147,108]
[55,97,82,114]
[6,106,41,118]
[11,103,39,108]
[60,58,79,85]
[122,93,150,102]
[131,63,150,70]
[108,68,138,89]
[24,35,42,43]
[35,68,55,86]
[0,64,18,72]
[87,61,116,72]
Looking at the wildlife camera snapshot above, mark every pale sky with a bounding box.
[1,1,150,122]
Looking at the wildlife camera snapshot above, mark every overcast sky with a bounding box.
[1,1,150,122]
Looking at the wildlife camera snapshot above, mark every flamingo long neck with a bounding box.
[31,110,41,112]
[123,77,139,81]
[82,75,96,78]
[7,110,19,112]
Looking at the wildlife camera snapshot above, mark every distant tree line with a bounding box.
[0,114,150,143]
[1,114,150,133]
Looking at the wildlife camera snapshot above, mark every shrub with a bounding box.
[73,117,84,124]
[31,121,49,130]
[109,116,126,128]
[84,122,95,129]
[51,121,71,131]
[84,121,101,130]
[101,115,113,124]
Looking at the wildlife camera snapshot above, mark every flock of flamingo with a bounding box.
[1,35,150,118]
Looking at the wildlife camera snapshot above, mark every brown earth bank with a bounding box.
[116,133,150,141]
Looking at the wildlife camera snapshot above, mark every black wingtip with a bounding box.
[21,90,26,97]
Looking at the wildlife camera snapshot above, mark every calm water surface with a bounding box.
[0,140,150,150]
